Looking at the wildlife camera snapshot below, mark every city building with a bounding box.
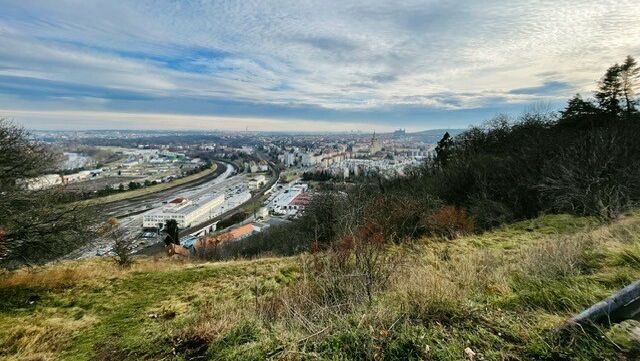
[369,132,382,154]
[192,223,258,254]
[142,194,224,228]
[302,152,320,166]
[223,190,252,210]
[248,175,266,190]
[393,129,406,137]
[267,184,309,215]
[19,174,63,190]
[284,152,296,167]
[258,160,270,172]
[168,222,268,257]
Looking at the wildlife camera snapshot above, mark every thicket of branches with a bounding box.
[0,120,95,269]
[425,56,640,223]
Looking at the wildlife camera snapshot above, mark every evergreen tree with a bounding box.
[559,94,599,126]
[434,132,454,168]
[620,55,639,118]
[595,63,623,119]
[163,219,180,245]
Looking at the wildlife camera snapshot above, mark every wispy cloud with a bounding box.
[1,1,639,130]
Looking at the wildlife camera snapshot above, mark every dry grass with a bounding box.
[386,246,510,327]
[0,256,295,360]
[518,233,596,279]
[0,256,191,289]
[2,213,640,360]
[0,314,97,361]
[175,301,245,345]
[221,213,640,360]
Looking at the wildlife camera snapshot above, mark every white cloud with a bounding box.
[1,0,639,129]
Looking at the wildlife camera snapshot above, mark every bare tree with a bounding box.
[101,218,134,267]
[0,119,62,184]
[0,119,95,268]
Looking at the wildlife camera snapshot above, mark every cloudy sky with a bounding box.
[1,1,639,131]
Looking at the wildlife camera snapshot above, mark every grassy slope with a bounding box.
[77,165,216,206]
[1,213,640,360]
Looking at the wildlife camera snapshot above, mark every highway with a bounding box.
[102,160,232,218]
[66,161,239,259]
[136,158,280,257]
[64,156,279,259]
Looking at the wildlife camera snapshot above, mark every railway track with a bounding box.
[101,161,229,218]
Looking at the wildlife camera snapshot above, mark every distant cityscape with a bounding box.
[21,128,461,259]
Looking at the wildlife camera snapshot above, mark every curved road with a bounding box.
[136,158,280,256]
[102,161,231,218]
[67,161,237,259]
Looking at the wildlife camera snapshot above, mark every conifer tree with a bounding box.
[435,132,454,168]
[620,55,639,118]
[163,219,180,245]
[560,93,598,123]
[595,63,623,119]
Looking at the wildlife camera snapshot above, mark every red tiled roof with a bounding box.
[291,193,312,206]
[194,224,256,251]
[167,243,189,257]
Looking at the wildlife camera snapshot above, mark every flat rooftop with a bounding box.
[146,193,224,216]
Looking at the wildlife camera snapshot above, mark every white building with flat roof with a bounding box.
[284,152,296,167]
[143,194,224,229]
[248,175,266,190]
[19,174,62,190]
[267,184,309,215]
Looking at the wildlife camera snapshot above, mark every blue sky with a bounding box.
[1,1,639,131]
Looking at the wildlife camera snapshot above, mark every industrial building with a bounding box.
[248,175,266,190]
[267,184,309,216]
[19,174,63,190]
[142,193,224,228]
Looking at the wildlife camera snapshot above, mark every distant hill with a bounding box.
[411,128,466,143]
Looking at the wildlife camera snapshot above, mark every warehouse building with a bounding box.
[142,194,224,229]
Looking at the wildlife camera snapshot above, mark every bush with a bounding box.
[100,218,134,268]
[257,226,401,330]
[423,206,474,238]
[537,124,640,220]
[468,197,514,231]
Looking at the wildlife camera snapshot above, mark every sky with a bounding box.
[0,1,639,132]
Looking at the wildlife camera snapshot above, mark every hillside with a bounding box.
[2,212,640,360]
[412,128,465,143]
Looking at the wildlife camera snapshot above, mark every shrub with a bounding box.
[468,197,514,231]
[257,225,401,330]
[537,125,640,220]
[423,206,474,238]
[100,218,133,268]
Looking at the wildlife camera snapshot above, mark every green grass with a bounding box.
[0,258,295,360]
[2,212,640,360]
